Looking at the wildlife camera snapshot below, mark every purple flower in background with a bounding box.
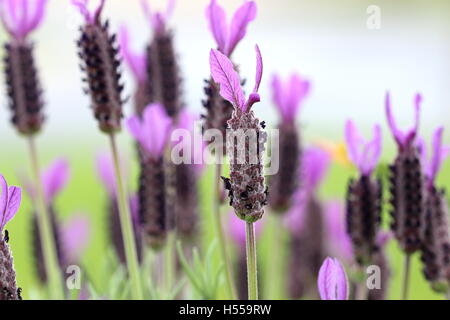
[368,232,392,300]
[0,0,48,41]
[141,0,176,34]
[345,120,382,176]
[317,257,349,300]
[211,45,266,223]
[386,92,426,254]
[0,175,21,232]
[323,201,354,264]
[206,0,257,57]
[127,103,173,160]
[119,26,147,84]
[345,120,382,265]
[271,73,310,124]
[1,0,48,135]
[61,215,90,264]
[0,174,21,300]
[386,92,421,150]
[227,211,264,247]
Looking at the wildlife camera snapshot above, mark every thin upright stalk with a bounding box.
[402,253,411,300]
[265,215,284,299]
[109,133,143,300]
[164,231,176,294]
[27,136,64,300]
[246,222,258,300]
[213,163,237,299]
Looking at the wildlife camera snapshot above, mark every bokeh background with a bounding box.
[0,0,449,299]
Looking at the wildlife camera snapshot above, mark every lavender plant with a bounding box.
[269,73,310,212]
[0,175,22,300]
[72,0,143,299]
[386,93,425,299]
[344,120,382,266]
[418,127,450,294]
[210,45,265,300]
[0,0,64,299]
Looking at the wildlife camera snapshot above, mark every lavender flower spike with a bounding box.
[127,103,173,248]
[1,0,49,135]
[0,174,21,300]
[73,0,125,133]
[211,45,266,222]
[345,120,382,264]
[268,73,310,212]
[386,92,426,254]
[318,257,349,300]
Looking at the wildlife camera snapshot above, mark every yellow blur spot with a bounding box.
[316,139,352,168]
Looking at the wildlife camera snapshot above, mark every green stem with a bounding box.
[28,136,64,300]
[109,133,143,300]
[402,253,411,300]
[246,222,258,300]
[213,164,236,299]
[266,215,284,299]
[164,231,176,294]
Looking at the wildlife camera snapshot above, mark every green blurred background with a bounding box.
[0,0,450,299]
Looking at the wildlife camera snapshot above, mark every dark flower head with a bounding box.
[73,0,125,133]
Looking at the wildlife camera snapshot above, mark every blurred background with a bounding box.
[0,0,449,299]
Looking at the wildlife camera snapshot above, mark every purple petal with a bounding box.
[271,74,288,119]
[42,158,70,204]
[62,215,90,263]
[285,74,310,122]
[227,0,257,56]
[324,201,353,263]
[428,127,444,184]
[344,119,360,168]
[25,0,48,34]
[126,115,143,145]
[209,49,245,109]
[141,0,165,32]
[385,92,404,146]
[205,0,228,53]
[95,152,116,196]
[376,231,392,249]
[165,0,176,20]
[0,175,8,226]
[302,146,330,193]
[318,257,348,300]
[142,103,172,157]
[119,26,146,83]
[360,124,382,175]
[244,45,263,111]
[5,186,21,225]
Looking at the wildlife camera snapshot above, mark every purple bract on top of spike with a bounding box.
[71,0,105,25]
[386,92,422,150]
[205,0,257,56]
[345,120,382,176]
[271,73,310,124]
[0,0,48,41]
[317,257,349,300]
[61,214,90,264]
[127,103,173,159]
[119,26,147,84]
[141,0,176,34]
[0,175,21,232]
[210,44,262,112]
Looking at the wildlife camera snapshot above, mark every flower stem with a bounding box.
[109,133,143,300]
[164,231,176,294]
[246,222,258,300]
[213,163,237,299]
[402,253,412,300]
[27,136,64,300]
[265,215,284,299]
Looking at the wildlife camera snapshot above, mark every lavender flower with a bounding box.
[317,257,349,300]
[61,215,90,265]
[119,26,148,115]
[0,0,48,135]
[96,153,142,263]
[268,73,310,212]
[73,0,125,133]
[127,103,173,249]
[418,128,450,291]
[0,174,22,300]
[386,93,426,254]
[285,146,330,299]
[210,45,266,223]
[368,232,392,300]
[142,0,182,118]
[202,0,257,153]
[345,120,382,264]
